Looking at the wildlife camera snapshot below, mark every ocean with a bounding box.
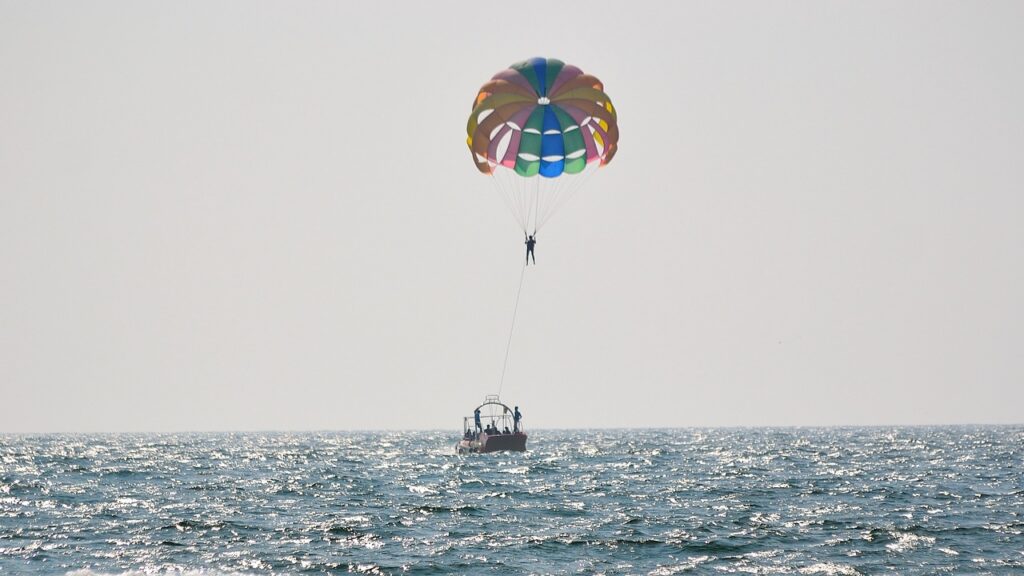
[1,427,1022,575]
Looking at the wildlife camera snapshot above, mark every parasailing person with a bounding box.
[466,57,620,259]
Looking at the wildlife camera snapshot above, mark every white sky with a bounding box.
[2,1,1022,432]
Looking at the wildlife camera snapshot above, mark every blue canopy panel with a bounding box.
[529,57,548,96]
[539,106,565,177]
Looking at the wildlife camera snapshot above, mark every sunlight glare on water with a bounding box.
[1,427,1022,575]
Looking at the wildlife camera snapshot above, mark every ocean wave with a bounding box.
[66,571,257,576]
[0,427,1019,575]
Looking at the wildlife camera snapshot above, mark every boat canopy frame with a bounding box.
[462,395,525,435]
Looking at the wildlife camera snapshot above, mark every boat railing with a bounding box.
[460,397,526,437]
[460,416,525,436]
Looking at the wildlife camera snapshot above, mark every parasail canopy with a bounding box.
[466,57,619,233]
[467,57,618,178]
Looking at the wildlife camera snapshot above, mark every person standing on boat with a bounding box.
[474,408,482,434]
[513,406,522,433]
[525,234,537,265]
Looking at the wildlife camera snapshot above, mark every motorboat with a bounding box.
[456,395,527,454]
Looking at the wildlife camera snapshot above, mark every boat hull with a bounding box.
[456,432,527,454]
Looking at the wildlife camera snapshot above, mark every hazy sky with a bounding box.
[2,1,1022,432]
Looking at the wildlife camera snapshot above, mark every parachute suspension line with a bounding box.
[513,171,523,228]
[536,162,601,232]
[498,263,527,397]
[515,170,530,233]
[490,169,530,234]
[520,172,531,232]
[524,176,537,236]
[537,171,566,232]
[534,169,567,234]
[516,171,529,232]
[533,176,540,235]
[489,171,519,232]
[493,161,597,235]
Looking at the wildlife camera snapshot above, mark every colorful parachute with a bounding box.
[467,58,618,233]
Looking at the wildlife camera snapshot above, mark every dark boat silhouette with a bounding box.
[456,395,527,454]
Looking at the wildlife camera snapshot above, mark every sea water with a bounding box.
[1,427,1022,575]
